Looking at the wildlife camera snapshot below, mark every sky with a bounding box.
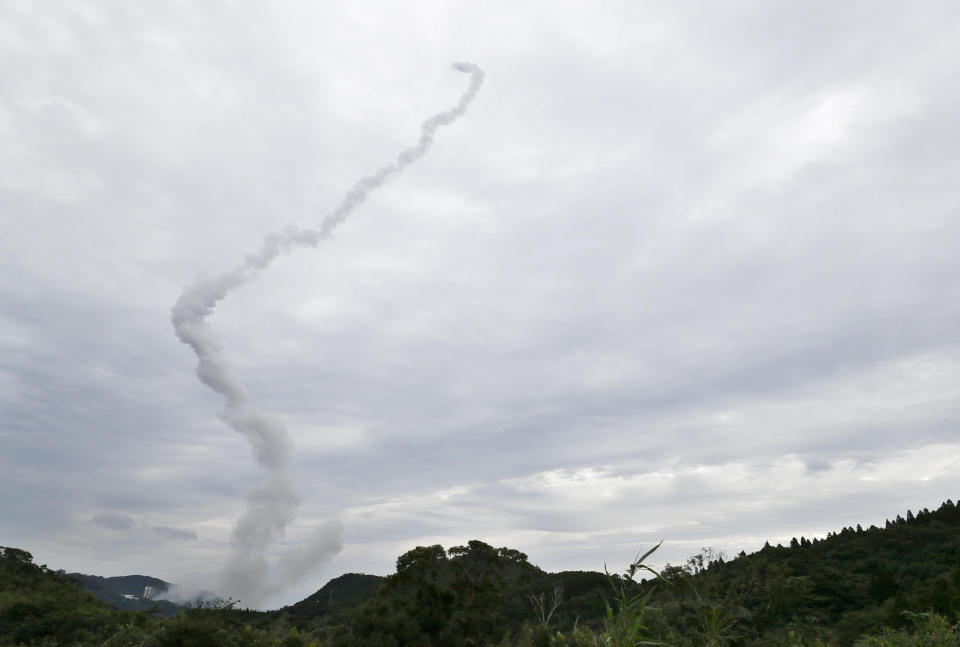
[1,1,959,609]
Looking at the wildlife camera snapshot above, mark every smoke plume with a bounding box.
[171,63,484,606]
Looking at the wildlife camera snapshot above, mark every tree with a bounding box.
[528,584,563,629]
[395,544,447,582]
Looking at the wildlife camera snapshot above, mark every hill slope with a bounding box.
[67,572,183,616]
[0,546,123,645]
[643,499,960,645]
[3,499,959,646]
[268,500,960,646]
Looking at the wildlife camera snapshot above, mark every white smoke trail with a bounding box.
[171,63,484,606]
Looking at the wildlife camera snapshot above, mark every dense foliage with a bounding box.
[641,500,960,646]
[0,546,120,645]
[2,499,960,646]
[0,546,316,647]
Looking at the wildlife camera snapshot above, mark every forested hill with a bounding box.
[68,572,169,598]
[266,500,960,646]
[273,541,617,639]
[643,499,960,645]
[281,572,385,626]
[0,546,123,645]
[67,572,181,616]
[2,499,960,646]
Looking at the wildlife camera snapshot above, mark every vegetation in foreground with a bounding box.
[2,499,960,646]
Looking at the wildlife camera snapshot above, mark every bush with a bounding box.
[854,612,960,646]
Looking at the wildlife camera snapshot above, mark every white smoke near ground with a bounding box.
[154,584,221,606]
[171,63,484,607]
[273,519,345,587]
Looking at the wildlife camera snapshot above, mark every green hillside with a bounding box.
[0,546,125,645]
[640,500,960,646]
[266,501,960,646]
[282,573,386,626]
[67,572,182,616]
[3,499,960,646]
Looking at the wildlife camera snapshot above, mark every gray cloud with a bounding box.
[2,1,959,608]
[153,526,199,541]
[92,513,136,532]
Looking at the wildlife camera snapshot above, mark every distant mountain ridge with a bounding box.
[68,572,169,597]
[67,572,182,616]
[4,498,960,646]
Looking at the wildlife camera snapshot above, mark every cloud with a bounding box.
[2,2,959,608]
[153,526,199,541]
[92,513,136,532]
[804,459,832,474]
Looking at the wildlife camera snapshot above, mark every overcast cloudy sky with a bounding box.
[2,1,959,608]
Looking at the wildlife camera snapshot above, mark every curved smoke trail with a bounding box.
[171,63,484,605]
